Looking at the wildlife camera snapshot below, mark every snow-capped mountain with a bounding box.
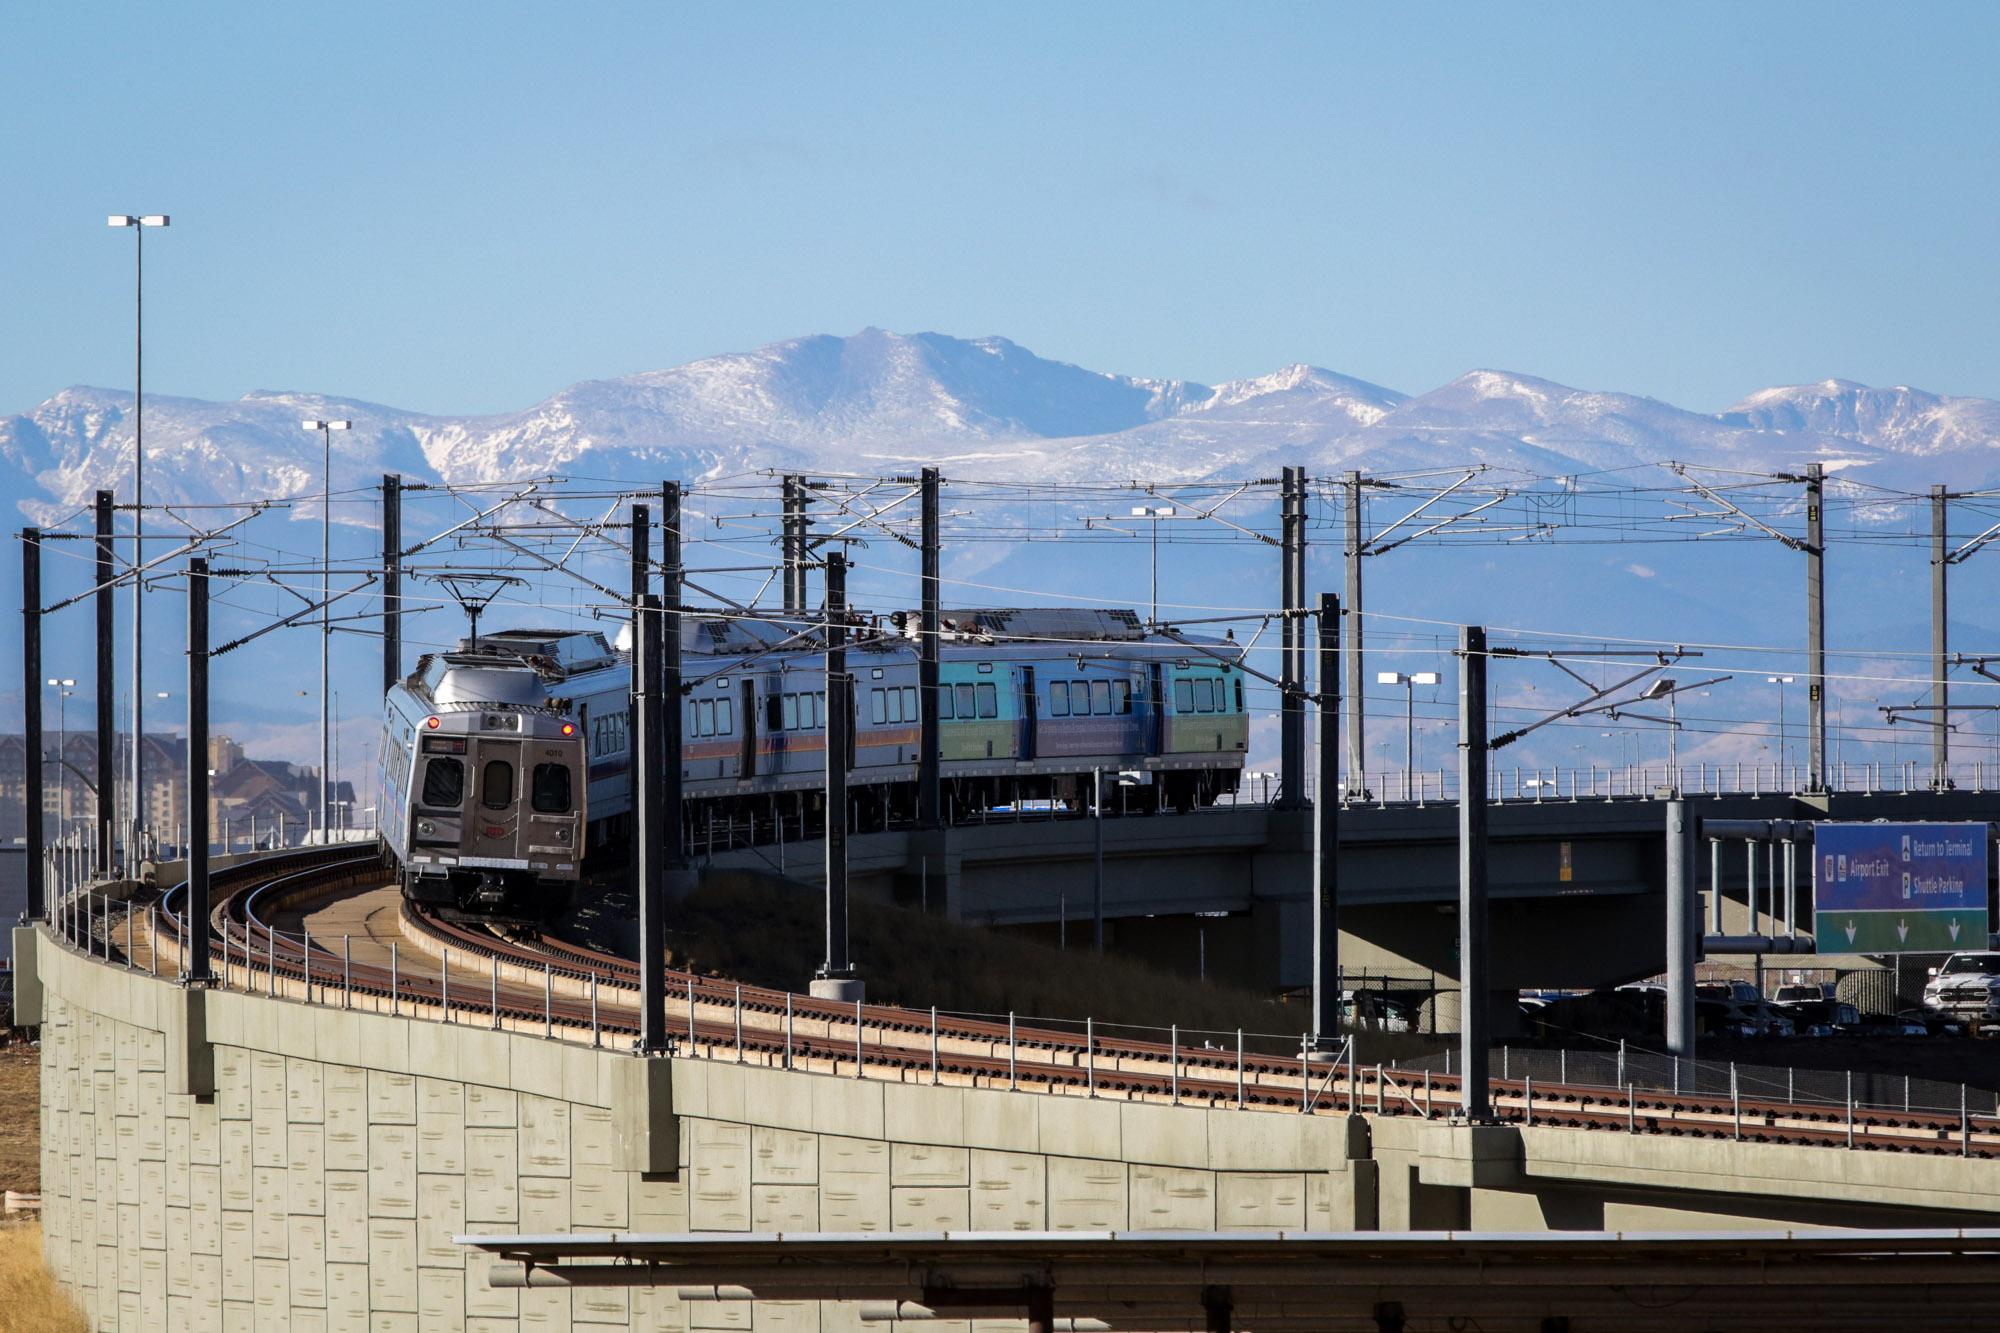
[4,329,1999,523]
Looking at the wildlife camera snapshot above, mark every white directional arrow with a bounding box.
[1845,920,1858,945]
[1951,918,1963,944]
[1898,919,1909,945]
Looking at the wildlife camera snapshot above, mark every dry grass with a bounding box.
[0,1044,39,1195]
[0,1223,85,1333]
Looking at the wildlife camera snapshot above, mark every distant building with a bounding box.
[0,732,354,851]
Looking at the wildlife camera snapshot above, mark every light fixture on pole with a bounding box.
[303,418,352,842]
[46,677,76,837]
[1129,506,1177,625]
[1639,678,1679,791]
[1375,671,1439,801]
[107,212,169,865]
[1766,675,1797,784]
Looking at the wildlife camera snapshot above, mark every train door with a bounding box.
[739,679,758,778]
[469,739,524,864]
[1147,663,1166,755]
[1016,665,1037,761]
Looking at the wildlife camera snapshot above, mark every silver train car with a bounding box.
[378,610,1249,919]
[377,643,588,921]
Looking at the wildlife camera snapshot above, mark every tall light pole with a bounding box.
[1375,671,1439,800]
[46,677,75,837]
[1767,674,1796,786]
[1130,505,1176,625]
[303,418,352,842]
[107,212,169,863]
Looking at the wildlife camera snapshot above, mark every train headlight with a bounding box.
[417,819,436,835]
[556,828,571,843]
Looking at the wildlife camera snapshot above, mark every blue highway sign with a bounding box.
[1813,822,1989,953]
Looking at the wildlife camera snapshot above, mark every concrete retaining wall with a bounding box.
[31,924,2000,1331]
[30,929,1367,1332]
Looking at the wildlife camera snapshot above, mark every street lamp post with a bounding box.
[46,677,75,839]
[1129,506,1176,625]
[303,419,352,842]
[107,212,169,865]
[1767,675,1797,789]
[1375,671,1439,801]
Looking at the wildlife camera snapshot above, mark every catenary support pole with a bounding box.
[185,557,212,983]
[1933,483,1950,788]
[918,467,942,829]
[819,551,855,991]
[1092,766,1104,953]
[1277,466,1308,808]
[661,483,686,891]
[1313,593,1342,1050]
[22,528,44,921]
[381,473,402,693]
[1665,800,1694,1057]
[1458,624,1491,1120]
[632,495,668,1054]
[1805,463,1827,790]
[1343,471,1367,795]
[94,490,116,873]
[782,474,811,615]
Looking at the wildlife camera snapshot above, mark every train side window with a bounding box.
[872,689,887,724]
[1234,678,1244,712]
[700,699,717,736]
[767,694,782,731]
[717,699,733,733]
[480,759,514,810]
[531,763,573,814]
[939,686,955,720]
[956,683,976,718]
[420,757,463,808]
[783,694,799,730]
[903,686,918,720]
[891,688,907,723]
[1198,679,1218,713]
[1173,679,1195,713]
[1090,680,1111,715]
[814,692,826,727]
[1114,680,1132,714]
[976,682,998,718]
[1050,682,1070,717]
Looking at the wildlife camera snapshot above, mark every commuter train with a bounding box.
[377,608,1250,920]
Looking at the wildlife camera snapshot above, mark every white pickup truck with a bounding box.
[1922,952,2000,1024]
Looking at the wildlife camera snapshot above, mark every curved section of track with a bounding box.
[114,846,2000,1160]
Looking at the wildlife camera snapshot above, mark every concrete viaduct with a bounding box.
[712,788,2000,997]
[19,890,2000,1333]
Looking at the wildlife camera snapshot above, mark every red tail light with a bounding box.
[424,716,441,730]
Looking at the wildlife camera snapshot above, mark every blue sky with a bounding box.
[4,2,1997,417]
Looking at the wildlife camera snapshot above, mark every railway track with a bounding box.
[99,847,2000,1159]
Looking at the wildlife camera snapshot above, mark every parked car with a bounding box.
[1774,983,1831,1006]
[1696,998,1758,1040]
[1777,999,1859,1037]
[1851,1011,1929,1038]
[1898,1008,1965,1038]
[1340,991,1417,1034]
[1735,999,1797,1039]
[1922,952,2000,1024]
